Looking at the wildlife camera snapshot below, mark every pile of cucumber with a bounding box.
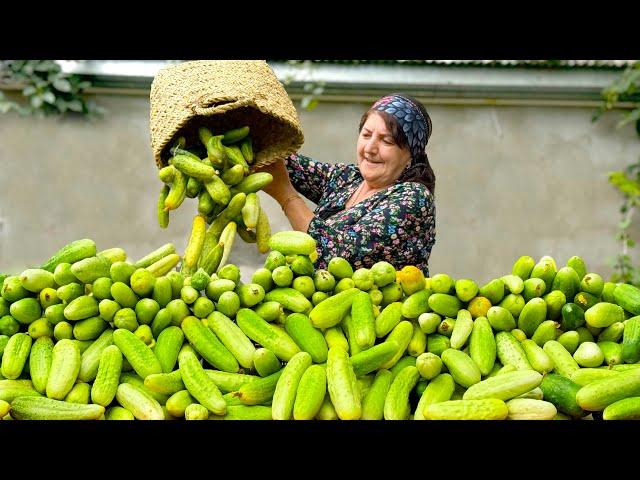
[2,234,640,420]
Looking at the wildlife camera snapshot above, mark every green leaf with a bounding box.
[42,91,56,104]
[30,95,43,108]
[22,85,36,96]
[67,99,83,112]
[53,78,71,92]
[619,217,632,229]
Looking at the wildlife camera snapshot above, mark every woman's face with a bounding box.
[357,112,411,188]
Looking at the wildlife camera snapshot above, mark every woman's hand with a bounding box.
[254,158,297,205]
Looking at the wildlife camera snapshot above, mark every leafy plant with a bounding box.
[594,61,640,285]
[0,60,104,118]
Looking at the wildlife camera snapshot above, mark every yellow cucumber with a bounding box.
[134,243,176,269]
[242,192,260,229]
[462,369,543,401]
[216,221,237,272]
[326,346,361,420]
[115,382,164,420]
[423,399,509,420]
[146,254,181,277]
[46,339,81,400]
[272,351,313,420]
[255,206,272,254]
[184,403,209,420]
[506,398,557,420]
[183,215,207,272]
[166,390,194,418]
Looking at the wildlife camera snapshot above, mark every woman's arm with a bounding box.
[255,153,338,232]
[307,184,436,273]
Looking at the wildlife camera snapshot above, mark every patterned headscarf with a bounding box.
[372,94,432,164]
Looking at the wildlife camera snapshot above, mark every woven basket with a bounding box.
[149,60,304,169]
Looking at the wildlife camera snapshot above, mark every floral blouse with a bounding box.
[284,153,436,276]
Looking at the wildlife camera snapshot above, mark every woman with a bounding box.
[258,93,436,275]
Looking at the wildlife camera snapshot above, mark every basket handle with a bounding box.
[190,94,252,116]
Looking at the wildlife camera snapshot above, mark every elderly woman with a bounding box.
[259,93,436,275]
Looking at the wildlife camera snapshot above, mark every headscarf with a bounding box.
[372,94,432,164]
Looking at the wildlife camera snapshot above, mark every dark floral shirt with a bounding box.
[285,153,436,276]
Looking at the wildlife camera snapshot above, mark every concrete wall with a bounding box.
[0,92,638,284]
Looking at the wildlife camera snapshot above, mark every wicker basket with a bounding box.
[149,60,304,169]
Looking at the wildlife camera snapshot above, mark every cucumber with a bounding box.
[272,351,312,420]
[440,348,481,388]
[10,396,104,420]
[115,382,164,420]
[462,370,543,401]
[543,340,580,378]
[1,332,32,379]
[383,365,420,420]
[236,308,300,362]
[90,344,123,407]
[576,368,640,411]
[539,373,586,418]
[45,339,81,400]
[268,231,316,256]
[41,239,97,273]
[326,346,361,420]
[293,364,327,420]
[361,369,393,420]
[153,326,184,374]
[178,349,226,415]
[207,311,256,370]
[423,399,508,420]
[495,331,532,370]
[78,329,114,383]
[506,398,557,420]
[284,313,328,364]
[29,336,54,394]
[603,397,640,420]
[181,316,239,373]
[112,328,163,379]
